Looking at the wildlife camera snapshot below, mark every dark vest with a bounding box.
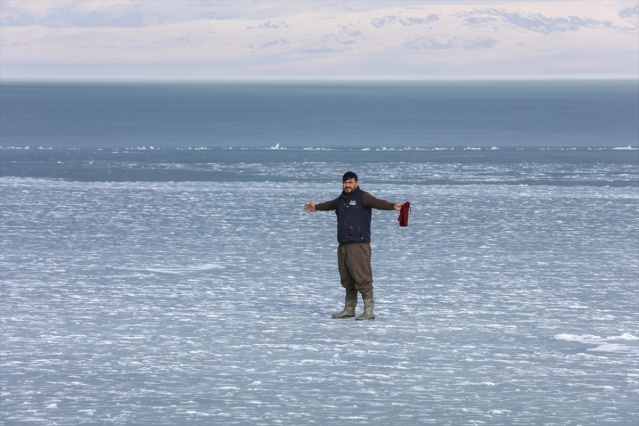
[336,187,372,243]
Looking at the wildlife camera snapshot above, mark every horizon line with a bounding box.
[1,74,638,83]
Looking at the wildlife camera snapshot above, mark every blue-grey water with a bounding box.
[1,80,638,149]
[1,81,638,425]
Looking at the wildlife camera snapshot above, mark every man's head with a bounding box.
[342,171,359,194]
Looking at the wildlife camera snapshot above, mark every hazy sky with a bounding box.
[0,0,637,80]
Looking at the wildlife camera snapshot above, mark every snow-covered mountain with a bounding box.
[1,1,637,78]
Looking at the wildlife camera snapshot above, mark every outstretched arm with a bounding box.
[363,192,403,211]
[305,198,338,212]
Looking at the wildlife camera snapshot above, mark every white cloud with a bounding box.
[0,0,637,79]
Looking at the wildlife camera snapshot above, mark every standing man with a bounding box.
[304,171,403,320]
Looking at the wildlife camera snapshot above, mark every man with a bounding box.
[304,171,404,320]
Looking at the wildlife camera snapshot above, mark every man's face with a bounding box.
[342,178,359,194]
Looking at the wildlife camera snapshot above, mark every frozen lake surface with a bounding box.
[1,148,638,425]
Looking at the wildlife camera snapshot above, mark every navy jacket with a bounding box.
[336,187,372,244]
[315,186,396,243]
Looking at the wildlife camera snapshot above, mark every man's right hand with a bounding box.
[304,200,316,212]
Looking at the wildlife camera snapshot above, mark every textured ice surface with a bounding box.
[1,166,638,425]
